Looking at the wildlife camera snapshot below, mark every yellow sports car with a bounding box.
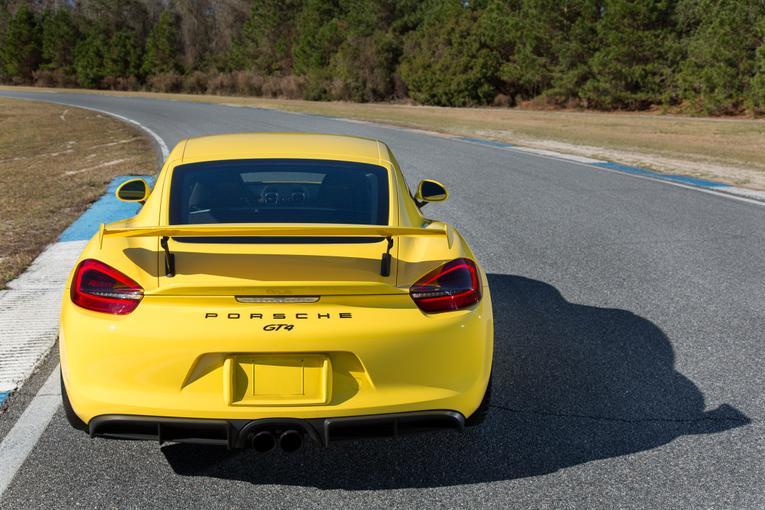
[60,133,493,452]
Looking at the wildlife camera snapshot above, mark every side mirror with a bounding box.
[116,178,150,203]
[414,179,448,206]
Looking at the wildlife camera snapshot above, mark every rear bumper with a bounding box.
[60,293,494,422]
[89,410,465,448]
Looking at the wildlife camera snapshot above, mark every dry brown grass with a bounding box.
[4,85,765,188]
[210,96,765,188]
[0,97,156,287]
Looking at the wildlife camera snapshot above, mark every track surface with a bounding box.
[0,91,763,509]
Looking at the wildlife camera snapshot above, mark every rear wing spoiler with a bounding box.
[98,223,450,277]
[99,223,447,240]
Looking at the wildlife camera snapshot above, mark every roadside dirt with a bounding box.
[0,98,155,287]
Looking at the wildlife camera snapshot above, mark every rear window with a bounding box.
[169,159,389,225]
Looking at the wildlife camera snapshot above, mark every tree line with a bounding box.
[1,0,765,114]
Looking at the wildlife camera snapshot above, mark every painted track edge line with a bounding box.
[61,104,169,160]
[0,95,169,160]
[250,102,765,207]
[244,99,765,206]
[0,365,61,498]
[7,90,759,206]
[454,136,765,207]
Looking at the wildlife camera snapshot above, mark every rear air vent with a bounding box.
[235,296,320,303]
[89,416,231,446]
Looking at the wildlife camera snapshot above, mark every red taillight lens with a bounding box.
[410,258,482,313]
[71,259,143,314]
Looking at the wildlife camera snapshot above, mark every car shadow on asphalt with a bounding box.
[161,273,750,489]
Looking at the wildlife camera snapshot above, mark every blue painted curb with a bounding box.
[59,176,156,242]
[0,391,10,407]
[592,162,730,189]
[458,137,514,149]
[458,134,732,191]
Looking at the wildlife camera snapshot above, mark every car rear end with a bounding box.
[59,135,493,450]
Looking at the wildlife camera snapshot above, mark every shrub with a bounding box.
[146,72,183,93]
[183,71,209,94]
[232,71,264,96]
[102,75,139,91]
[33,68,76,87]
[261,75,281,97]
[205,72,234,95]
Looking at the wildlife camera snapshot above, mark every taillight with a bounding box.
[410,258,482,313]
[71,259,143,314]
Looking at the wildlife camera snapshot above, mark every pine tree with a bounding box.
[142,11,181,76]
[74,28,107,88]
[229,0,303,74]
[399,0,500,106]
[1,5,41,82]
[41,8,79,73]
[481,0,600,105]
[0,4,8,81]
[750,15,765,113]
[678,0,764,114]
[540,0,601,105]
[330,0,400,101]
[104,30,143,79]
[581,0,680,110]
[291,0,343,99]
[292,0,342,75]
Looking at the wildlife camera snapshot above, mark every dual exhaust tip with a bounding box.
[251,430,303,453]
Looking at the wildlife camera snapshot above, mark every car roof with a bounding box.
[180,133,387,165]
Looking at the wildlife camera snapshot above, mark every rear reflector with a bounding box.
[410,258,482,313]
[71,259,143,314]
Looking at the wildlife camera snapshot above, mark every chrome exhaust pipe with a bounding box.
[278,430,303,453]
[251,431,276,452]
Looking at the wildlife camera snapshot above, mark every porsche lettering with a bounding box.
[203,312,353,319]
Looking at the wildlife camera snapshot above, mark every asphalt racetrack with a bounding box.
[0,91,763,509]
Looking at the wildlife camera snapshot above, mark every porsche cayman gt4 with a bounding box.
[60,133,493,451]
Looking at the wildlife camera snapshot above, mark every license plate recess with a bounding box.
[224,354,331,406]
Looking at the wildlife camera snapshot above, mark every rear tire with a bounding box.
[465,376,492,427]
[61,371,88,432]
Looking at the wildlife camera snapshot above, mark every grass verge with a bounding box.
[2,85,764,190]
[0,97,155,287]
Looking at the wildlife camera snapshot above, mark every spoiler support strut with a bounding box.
[160,236,175,277]
[380,236,394,277]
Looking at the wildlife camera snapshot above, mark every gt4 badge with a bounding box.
[263,324,294,331]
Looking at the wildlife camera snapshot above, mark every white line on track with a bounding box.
[454,137,765,207]
[0,100,169,497]
[6,91,763,207]
[0,95,169,160]
[69,105,170,160]
[0,365,61,497]
[511,145,606,164]
[292,108,765,206]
